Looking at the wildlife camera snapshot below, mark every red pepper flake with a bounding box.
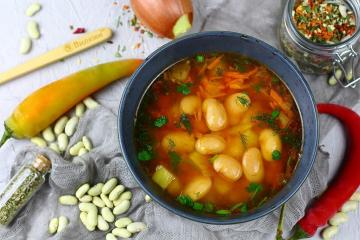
[132,43,141,50]
[73,28,86,34]
[122,5,130,10]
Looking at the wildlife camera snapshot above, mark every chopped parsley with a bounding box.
[154,116,168,128]
[176,83,192,95]
[137,149,153,161]
[195,55,205,63]
[253,82,263,93]
[192,202,204,211]
[168,151,181,169]
[247,183,263,199]
[272,76,280,84]
[237,95,250,107]
[230,202,248,213]
[179,114,192,133]
[272,150,281,160]
[177,195,193,207]
[204,202,214,213]
[216,209,231,216]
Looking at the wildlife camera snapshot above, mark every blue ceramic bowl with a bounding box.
[118,31,318,224]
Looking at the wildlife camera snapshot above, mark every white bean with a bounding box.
[26,3,41,17]
[78,148,88,156]
[341,200,358,212]
[322,226,338,240]
[57,133,69,152]
[75,183,90,199]
[127,222,146,233]
[145,194,152,203]
[31,137,47,147]
[115,217,132,228]
[79,212,95,231]
[78,202,97,212]
[106,233,117,240]
[57,216,69,233]
[101,207,115,223]
[79,195,92,203]
[100,193,113,208]
[87,209,98,227]
[92,196,105,208]
[350,192,360,202]
[65,116,79,137]
[69,141,85,156]
[83,97,99,109]
[113,191,132,206]
[113,200,130,215]
[329,212,348,226]
[109,185,125,201]
[48,218,59,234]
[59,195,78,205]
[19,37,32,54]
[112,228,132,238]
[97,215,109,231]
[82,136,93,151]
[49,142,60,153]
[42,127,55,142]
[54,116,69,135]
[102,178,118,194]
[75,103,86,117]
[27,21,40,39]
[88,183,104,196]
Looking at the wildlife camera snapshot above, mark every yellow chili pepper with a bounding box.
[0,59,143,147]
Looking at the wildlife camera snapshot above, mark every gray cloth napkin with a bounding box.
[0,0,359,239]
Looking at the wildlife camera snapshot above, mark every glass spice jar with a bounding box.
[279,0,360,87]
[0,155,51,225]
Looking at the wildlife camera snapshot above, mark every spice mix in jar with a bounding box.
[280,0,360,87]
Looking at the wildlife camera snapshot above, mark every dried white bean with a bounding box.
[26,3,41,17]
[48,217,59,234]
[75,183,90,199]
[57,133,69,152]
[78,202,97,212]
[65,116,79,137]
[54,116,69,135]
[57,216,69,233]
[341,200,357,212]
[97,215,109,231]
[80,212,95,231]
[88,183,104,196]
[106,233,117,240]
[19,37,32,54]
[101,207,115,223]
[49,142,60,153]
[92,196,105,208]
[113,200,130,215]
[27,20,40,39]
[79,195,92,203]
[322,226,338,240]
[83,97,99,109]
[350,192,360,202]
[145,194,152,203]
[69,141,84,156]
[109,185,125,201]
[329,212,348,226]
[119,191,132,201]
[112,228,132,238]
[115,217,132,228]
[127,222,146,233]
[31,137,47,147]
[82,136,92,151]
[78,148,88,156]
[102,178,118,194]
[42,127,55,142]
[59,195,78,205]
[75,103,86,117]
[100,193,113,208]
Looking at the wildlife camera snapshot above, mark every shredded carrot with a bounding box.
[207,55,223,70]
[270,89,293,118]
[199,63,208,75]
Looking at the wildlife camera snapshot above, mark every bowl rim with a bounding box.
[118,31,319,225]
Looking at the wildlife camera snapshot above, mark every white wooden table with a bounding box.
[0,1,358,239]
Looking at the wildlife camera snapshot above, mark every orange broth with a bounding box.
[135,53,302,215]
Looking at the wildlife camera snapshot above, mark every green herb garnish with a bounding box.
[237,95,250,107]
[204,202,214,213]
[253,82,263,92]
[137,149,153,161]
[154,116,168,128]
[179,113,192,133]
[247,183,263,199]
[216,209,231,216]
[192,202,204,211]
[271,109,281,119]
[176,83,192,95]
[168,151,181,169]
[272,150,281,160]
[177,195,193,207]
[195,55,205,63]
[230,202,248,213]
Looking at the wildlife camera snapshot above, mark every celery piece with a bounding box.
[152,165,175,189]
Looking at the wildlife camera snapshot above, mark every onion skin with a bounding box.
[130,0,193,38]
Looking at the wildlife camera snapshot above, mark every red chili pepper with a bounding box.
[290,103,360,239]
[73,28,86,34]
